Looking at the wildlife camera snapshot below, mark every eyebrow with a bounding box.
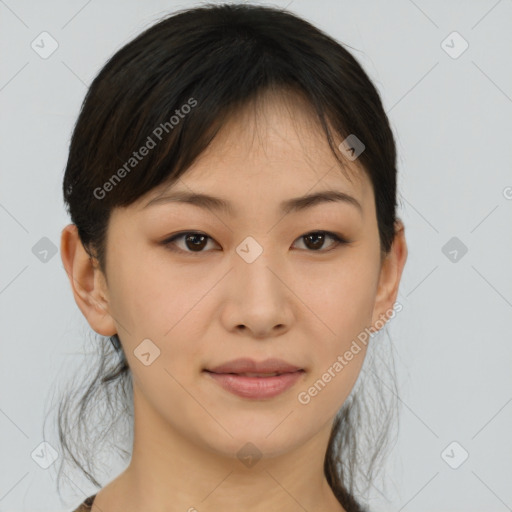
[143,189,363,216]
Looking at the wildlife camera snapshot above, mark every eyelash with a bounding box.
[161,230,350,256]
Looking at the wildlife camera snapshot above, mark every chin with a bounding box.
[194,420,305,461]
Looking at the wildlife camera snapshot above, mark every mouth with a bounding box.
[203,369,306,399]
[205,357,304,375]
[205,371,301,377]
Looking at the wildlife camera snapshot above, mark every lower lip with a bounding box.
[204,370,305,399]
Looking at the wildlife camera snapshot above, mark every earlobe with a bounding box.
[60,224,117,337]
[370,219,408,332]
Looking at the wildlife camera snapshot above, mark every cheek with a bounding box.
[296,282,374,415]
[302,251,379,336]
[105,244,186,335]
[297,252,379,389]
[105,248,211,381]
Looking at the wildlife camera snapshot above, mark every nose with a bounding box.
[220,245,295,339]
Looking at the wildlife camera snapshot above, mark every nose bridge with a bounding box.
[234,233,280,296]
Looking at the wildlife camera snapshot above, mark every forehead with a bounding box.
[139,89,371,213]
[195,90,364,177]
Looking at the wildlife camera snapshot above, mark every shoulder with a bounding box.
[71,494,96,512]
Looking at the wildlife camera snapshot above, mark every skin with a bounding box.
[61,90,407,512]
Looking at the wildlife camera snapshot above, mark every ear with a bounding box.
[370,219,408,332]
[60,224,117,337]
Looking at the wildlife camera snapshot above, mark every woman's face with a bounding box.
[74,93,405,462]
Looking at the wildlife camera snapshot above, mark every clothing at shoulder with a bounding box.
[72,494,96,511]
[71,494,371,512]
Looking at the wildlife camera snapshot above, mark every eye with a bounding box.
[163,231,219,255]
[292,231,349,252]
[161,230,350,255]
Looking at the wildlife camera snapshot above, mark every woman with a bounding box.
[59,3,408,511]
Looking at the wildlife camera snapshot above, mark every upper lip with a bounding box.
[205,357,303,374]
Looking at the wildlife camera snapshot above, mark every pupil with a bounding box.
[186,234,207,251]
[306,233,324,250]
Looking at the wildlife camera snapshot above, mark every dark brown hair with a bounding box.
[57,4,401,510]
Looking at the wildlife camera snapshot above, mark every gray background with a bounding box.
[1,0,511,511]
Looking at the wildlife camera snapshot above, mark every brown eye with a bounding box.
[182,233,208,251]
[293,231,348,252]
[162,230,349,256]
[163,232,218,254]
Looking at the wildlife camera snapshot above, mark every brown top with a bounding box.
[71,492,370,511]
[72,494,96,511]
[73,494,369,512]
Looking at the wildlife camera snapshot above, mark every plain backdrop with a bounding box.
[1,1,511,511]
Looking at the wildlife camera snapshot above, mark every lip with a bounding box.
[206,357,303,375]
[204,370,305,399]
[203,357,305,399]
